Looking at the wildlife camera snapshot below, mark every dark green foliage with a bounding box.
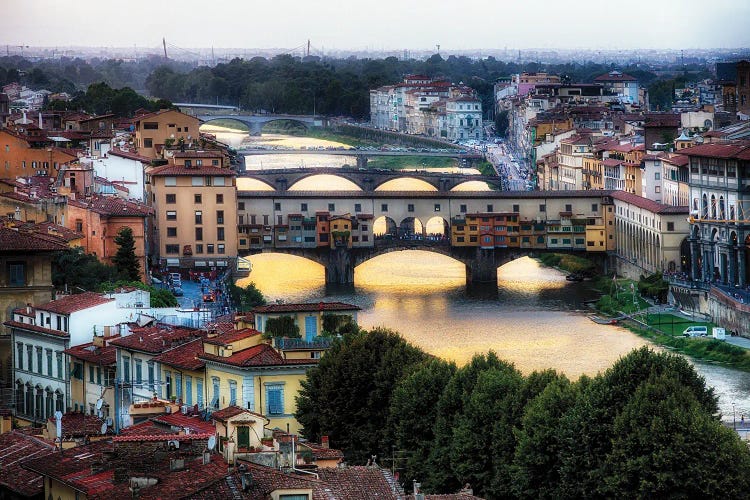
[321,313,358,336]
[637,272,668,302]
[388,359,456,486]
[52,247,118,291]
[112,227,140,281]
[228,281,266,311]
[264,316,300,339]
[495,109,509,137]
[295,328,428,464]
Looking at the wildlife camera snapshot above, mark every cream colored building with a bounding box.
[147,159,237,271]
[134,109,200,159]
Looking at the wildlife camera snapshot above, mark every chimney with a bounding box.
[321,435,329,449]
[39,111,43,129]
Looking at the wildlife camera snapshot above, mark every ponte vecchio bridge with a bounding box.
[237,181,615,286]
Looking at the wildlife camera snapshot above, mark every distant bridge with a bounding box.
[239,149,483,159]
[196,113,325,135]
[240,167,502,191]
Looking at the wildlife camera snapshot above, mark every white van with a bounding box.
[683,326,708,337]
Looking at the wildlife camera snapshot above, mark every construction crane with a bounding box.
[163,38,168,59]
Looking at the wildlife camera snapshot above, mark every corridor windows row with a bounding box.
[15,343,64,379]
[165,243,225,255]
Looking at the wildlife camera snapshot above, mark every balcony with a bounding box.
[274,337,333,350]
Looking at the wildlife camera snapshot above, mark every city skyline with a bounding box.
[4,0,750,53]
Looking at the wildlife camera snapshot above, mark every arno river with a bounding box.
[205,124,750,425]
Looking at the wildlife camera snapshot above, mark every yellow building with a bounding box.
[64,331,119,420]
[133,109,200,159]
[199,329,318,434]
[252,302,361,342]
[329,214,353,248]
[147,160,237,272]
[151,337,207,409]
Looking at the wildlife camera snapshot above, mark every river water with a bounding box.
[206,125,750,424]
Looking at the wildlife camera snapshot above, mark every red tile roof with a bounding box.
[0,226,70,252]
[109,325,204,353]
[21,440,113,496]
[113,432,214,442]
[107,147,154,163]
[611,190,689,215]
[0,431,56,497]
[252,302,361,314]
[64,339,119,365]
[150,337,205,371]
[199,343,288,367]
[316,466,401,499]
[149,164,235,176]
[3,320,69,338]
[172,150,224,158]
[150,412,215,434]
[679,141,750,160]
[68,194,153,217]
[594,71,637,82]
[203,328,261,346]
[47,413,109,438]
[37,291,113,314]
[303,442,345,461]
[210,405,268,424]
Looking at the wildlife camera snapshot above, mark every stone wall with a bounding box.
[708,290,750,336]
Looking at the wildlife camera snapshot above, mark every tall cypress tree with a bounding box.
[112,227,140,281]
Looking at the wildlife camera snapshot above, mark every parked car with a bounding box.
[172,286,184,297]
[682,326,708,337]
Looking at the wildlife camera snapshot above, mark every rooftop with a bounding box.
[37,292,114,315]
[0,431,56,497]
[611,190,689,215]
[109,325,205,354]
[150,337,206,371]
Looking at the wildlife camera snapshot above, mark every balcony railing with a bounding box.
[275,337,334,350]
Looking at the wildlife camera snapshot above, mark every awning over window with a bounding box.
[166,258,180,266]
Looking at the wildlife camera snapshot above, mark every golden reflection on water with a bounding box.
[238,252,648,378]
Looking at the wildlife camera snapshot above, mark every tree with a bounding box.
[264,316,300,338]
[321,313,358,336]
[112,227,140,281]
[388,359,456,486]
[295,328,428,464]
[52,247,117,291]
[228,281,266,311]
[495,109,509,137]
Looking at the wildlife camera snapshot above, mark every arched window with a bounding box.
[719,196,725,220]
[711,195,716,219]
[731,205,736,221]
[702,194,708,218]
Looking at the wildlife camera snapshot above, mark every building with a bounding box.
[6,293,116,425]
[445,96,483,141]
[133,109,200,159]
[252,302,361,341]
[594,71,640,105]
[64,329,120,421]
[0,129,78,180]
[147,159,237,273]
[150,337,207,410]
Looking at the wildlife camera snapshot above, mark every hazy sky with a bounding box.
[4,0,749,52]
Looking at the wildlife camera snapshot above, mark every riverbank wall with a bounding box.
[708,288,750,336]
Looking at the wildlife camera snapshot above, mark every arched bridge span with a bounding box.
[198,114,323,135]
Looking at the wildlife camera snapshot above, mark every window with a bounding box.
[75,219,83,232]
[565,204,572,212]
[513,204,520,212]
[539,204,546,212]
[216,194,224,204]
[217,227,225,241]
[36,348,42,374]
[143,138,153,148]
[175,372,182,399]
[655,172,660,180]
[143,122,158,130]
[326,203,334,211]
[8,262,25,286]
[195,210,202,224]
[165,371,172,398]
[195,244,203,253]
[207,244,214,254]
[56,352,63,379]
[167,227,177,237]
[212,159,219,166]
[274,202,281,211]
[229,380,237,406]
[460,204,467,213]
[194,194,202,203]
[166,194,176,204]
[211,378,220,408]
[122,356,130,383]
[191,176,204,186]
[164,176,177,186]
[89,365,95,383]
[381,203,388,212]
[16,343,23,370]
[667,222,675,231]
[195,227,203,241]
[406,204,414,212]
[165,244,179,254]
[96,367,102,385]
[73,361,83,380]
[434,204,441,212]
[266,384,284,415]
[238,202,245,210]
[135,360,142,385]
[655,186,661,193]
[185,160,192,168]
[487,204,494,212]
[301,203,308,211]
[354,203,361,212]
[185,375,193,405]
[217,211,224,224]
[148,363,155,391]
[218,244,225,254]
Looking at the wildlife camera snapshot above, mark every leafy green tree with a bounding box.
[295,328,428,464]
[229,281,266,311]
[388,358,456,486]
[264,316,300,338]
[495,109,509,137]
[52,247,117,291]
[321,313,358,336]
[111,227,140,281]
[512,376,580,499]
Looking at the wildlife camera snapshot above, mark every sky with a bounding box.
[4,0,750,52]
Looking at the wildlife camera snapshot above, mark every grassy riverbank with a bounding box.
[537,253,596,275]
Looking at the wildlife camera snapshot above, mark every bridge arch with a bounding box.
[287,174,363,191]
[374,177,439,191]
[425,216,450,237]
[399,216,424,238]
[451,180,493,191]
[373,216,398,237]
[199,117,251,131]
[258,118,310,133]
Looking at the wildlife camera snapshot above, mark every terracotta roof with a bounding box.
[252,302,361,314]
[113,432,214,442]
[664,153,689,167]
[68,194,153,217]
[203,328,261,346]
[0,226,70,252]
[644,113,681,128]
[200,343,314,368]
[211,405,267,423]
[679,141,750,160]
[150,412,215,434]
[107,147,154,163]
[149,164,236,177]
[602,158,624,167]
[109,325,204,354]
[64,339,119,365]
[21,440,113,496]
[150,337,206,371]
[303,442,345,461]
[594,71,638,82]
[611,190,689,215]
[37,292,113,315]
[3,320,69,338]
[47,413,109,438]
[20,221,83,242]
[0,431,56,497]
[172,150,224,158]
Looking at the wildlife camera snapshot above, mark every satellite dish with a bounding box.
[207,435,216,451]
[101,422,108,435]
[96,399,104,410]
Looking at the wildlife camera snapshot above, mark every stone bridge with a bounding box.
[240,167,503,191]
[197,114,324,135]
[248,242,603,286]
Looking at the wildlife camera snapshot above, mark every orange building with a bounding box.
[133,109,200,159]
[316,211,330,247]
[0,130,77,180]
[66,195,153,281]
